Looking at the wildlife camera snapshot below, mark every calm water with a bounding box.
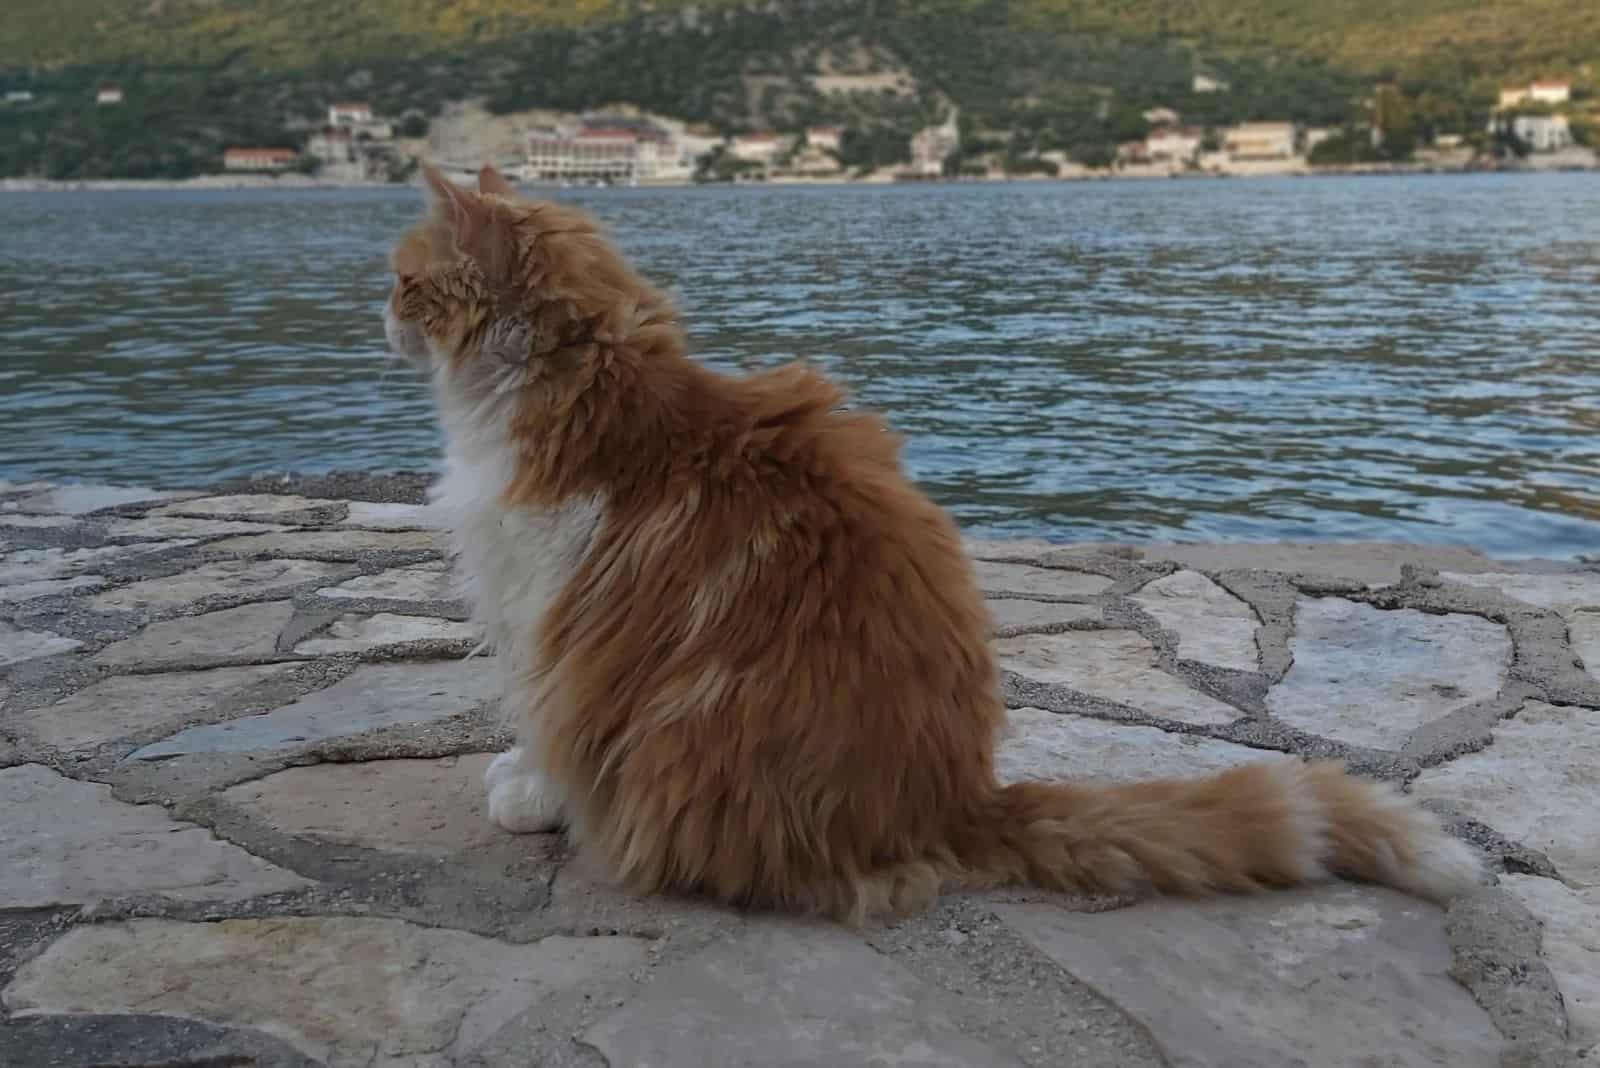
[2,177,1598,554]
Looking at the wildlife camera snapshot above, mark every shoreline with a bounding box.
[4,155,1596,193]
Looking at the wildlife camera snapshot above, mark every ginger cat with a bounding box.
[384,163,1483,923]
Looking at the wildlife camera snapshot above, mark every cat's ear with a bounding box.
[421,163,514,283]
[478,165,517,197]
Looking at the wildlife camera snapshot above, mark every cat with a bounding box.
[384,163,1484,923]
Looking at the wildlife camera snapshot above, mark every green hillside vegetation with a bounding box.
[1,0,1594,178]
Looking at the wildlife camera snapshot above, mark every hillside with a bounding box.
[1,0,1595,178]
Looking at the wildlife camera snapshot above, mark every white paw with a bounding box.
[487,768,565,834]
[484,746,528,791]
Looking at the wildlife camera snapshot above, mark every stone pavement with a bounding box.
[1,475,1596,1068]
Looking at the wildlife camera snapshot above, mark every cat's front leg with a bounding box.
[484,746,566,833]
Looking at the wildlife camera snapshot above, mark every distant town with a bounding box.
[5,72,1596,190]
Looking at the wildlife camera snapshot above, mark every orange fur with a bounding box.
[384,163,1485,923]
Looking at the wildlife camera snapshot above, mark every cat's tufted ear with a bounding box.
[478,165,517,197]
[421,163,516,285]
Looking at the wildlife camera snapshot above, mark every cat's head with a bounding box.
[384,164,675,390]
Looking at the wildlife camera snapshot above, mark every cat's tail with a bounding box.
[953,759,1484,904]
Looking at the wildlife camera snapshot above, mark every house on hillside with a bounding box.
[1143,107,1181,127]
[1117,140,1150,166]
[96,86,123,105]
[223,147,299,172]
[805,126,843,154]
[1499,81,1572,111]
[328,102,373,126]
[1193,73,1229,94]
[1145,125,1203,165]
[5,90,35,104]
[907,110,960,177]
[1224,122,1296,161]
[1509,114,1574,152]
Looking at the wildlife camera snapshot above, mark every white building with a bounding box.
[328,102,373,126]
[306,128,365,180]
[907,109,959,177]
[1192,74,1228,94]
[1145,125,1203,164]
[5,90,35,104]
[96,86,123,105]
[805,126,843,153]
[1303,127,1337,153]
[1143,107,1181,126]
[1510,114,1573,152]
[727,132,792,166]
[1224,122,1296,161]
[524,119,677,183]
[1530,81,1571,105]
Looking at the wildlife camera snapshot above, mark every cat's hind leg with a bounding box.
[484,746,566,833]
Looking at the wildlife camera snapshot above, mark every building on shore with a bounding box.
[305,128,365,181]
[907,109,960,177]
[1145,125,1203,165]
[1223,122,1296,161]
[1499,81,1572,111]
[523,116,690,183]
[804,126,843,154]
[222,147,299,172]
[1507,114,1574,153]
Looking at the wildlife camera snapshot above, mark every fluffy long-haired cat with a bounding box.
[384,163,1482,923]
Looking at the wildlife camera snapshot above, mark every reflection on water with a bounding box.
[1,176,1598,555]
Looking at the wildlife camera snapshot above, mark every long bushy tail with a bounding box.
[954,760,1484,904]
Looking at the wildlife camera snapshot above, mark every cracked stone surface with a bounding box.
[317,566,455,603]
[0,764,308,907]
[127,660,497,761]
[14,664,297,752]
[1410,701,1600,885]
[997,707,1287,784]
[221,754,502,854]
[1500,875,1600,1054]
[88,557,345,611]
[293,612,481,655]
[94,599,297,667]
[997,885,1506,1067]
[0,621,81,666]
[1267,597,1510,750]
[972,560,1113,599]
[994,630,1241,724]
[2,477,1593,1066]
[3,918,648,1068]
[1132,569,1259,670]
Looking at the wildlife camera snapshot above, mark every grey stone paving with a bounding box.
[1,476,1597,1067]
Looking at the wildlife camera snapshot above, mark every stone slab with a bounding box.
[9,485,192,516]
[997,707,1287,785]
[0,575,104,601]
[1411,701,1600,885]
[294,612,482,655]
[16,665,295,752]
[0,541,184,584]
[586,922,1025,1067]
[1570,610,1599,684]
[341,500,438,530]
[972,560,1113,599]
[89,557,345,612]
[2,917,647,1068]
[94,600,295,668]
[127,659,498,760]
[998,885,1504,1068]
[105,514,292,540]
[986,598,1101,633]
[1441,571,1600,616]
[221,754,500,854]
[1133,569,1259,671]
[204,529,439,560]
[963,537,1058,560]
[155,493,327,519]
[0,620,82,667]
[1501,874,1600,1053]
[0,514,77,529]
[1266,597,1509,750]
[994,630,1239,725]
[0,764,308,907]
[1143,542,1497,586]
[317,567,455,603]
